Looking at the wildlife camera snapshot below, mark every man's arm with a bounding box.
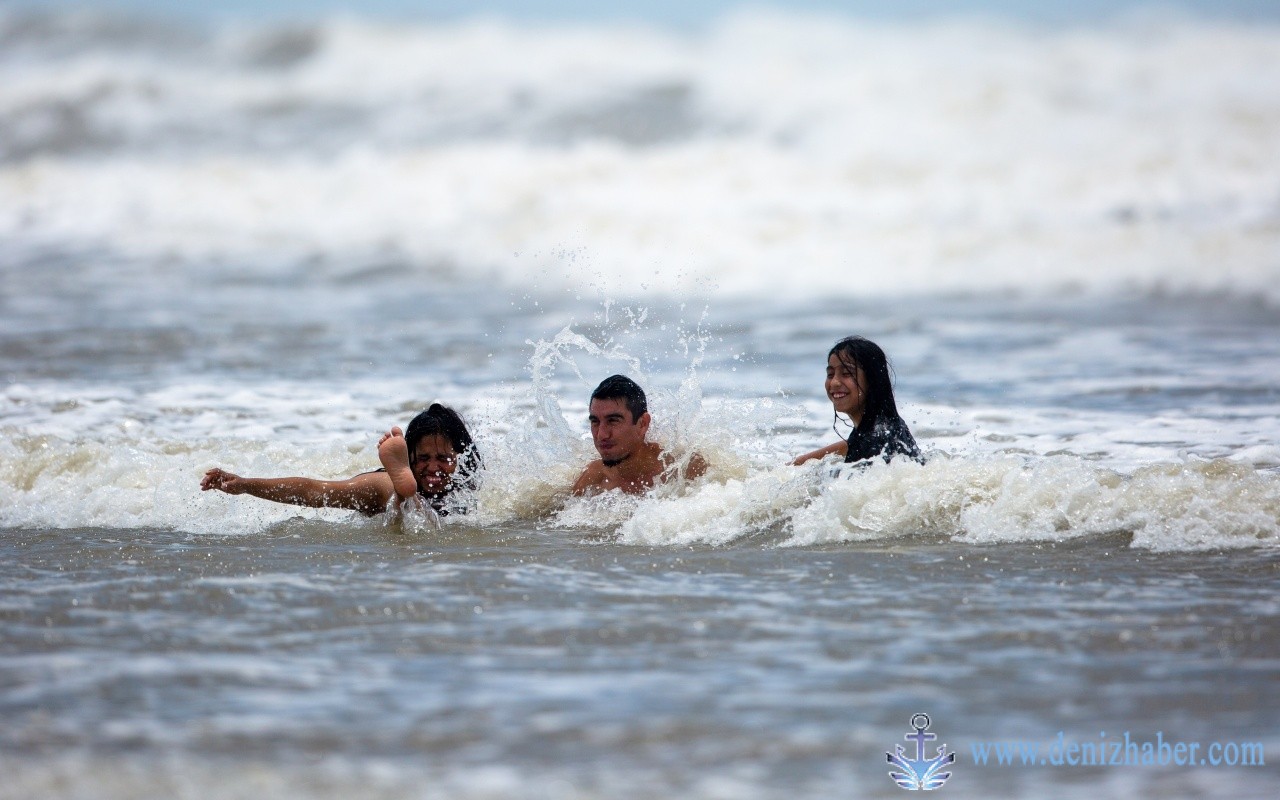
[791,440,848,466]
[201,468,394,515]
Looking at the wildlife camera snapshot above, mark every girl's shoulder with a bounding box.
[846,415,923,464]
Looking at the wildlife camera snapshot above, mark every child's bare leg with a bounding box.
[377,427,418,501]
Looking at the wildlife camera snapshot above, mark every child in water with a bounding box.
[792,336,922,466]
[201,403,480,515]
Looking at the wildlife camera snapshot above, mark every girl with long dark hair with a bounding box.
[792,336,922,466]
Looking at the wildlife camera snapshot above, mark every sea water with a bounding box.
[1,3,1278,798]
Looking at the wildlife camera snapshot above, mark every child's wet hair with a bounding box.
[405,403,482,490]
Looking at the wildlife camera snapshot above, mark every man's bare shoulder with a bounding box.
[658,448,708,480]
[572,460,607,496]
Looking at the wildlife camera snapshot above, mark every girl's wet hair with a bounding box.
[828,336,903,434]
[404,403,482,491]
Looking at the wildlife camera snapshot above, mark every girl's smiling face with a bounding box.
[826,352,867,423]
[410,434,458,497]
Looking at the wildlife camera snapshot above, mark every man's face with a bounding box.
[589,397,650,465]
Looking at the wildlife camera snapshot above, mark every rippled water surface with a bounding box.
[3,526,1278,798]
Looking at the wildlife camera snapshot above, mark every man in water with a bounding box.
[571,374,706,496]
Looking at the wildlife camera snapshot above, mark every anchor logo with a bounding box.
[886,713,956,791]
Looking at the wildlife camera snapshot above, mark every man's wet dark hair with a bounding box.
[404,403,481,491]
[590,374,648,423]
[829,336,902,435]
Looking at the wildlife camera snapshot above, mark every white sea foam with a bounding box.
[3,328,1277,551]
[601,452,1280,552]
[1,10,1278,300]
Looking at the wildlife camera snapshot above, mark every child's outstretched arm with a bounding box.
[200,467,394,515]
[791,440,848,466]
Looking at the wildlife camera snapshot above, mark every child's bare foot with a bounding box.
[377,427,418,500]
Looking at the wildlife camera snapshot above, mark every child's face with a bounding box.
[410,434,458,496]
[826,352,866,420]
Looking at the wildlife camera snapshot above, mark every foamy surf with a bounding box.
[3,308,1279,552]
[4,381,1277,552]
[593,453,1277,552]
[2,9,1279,302]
